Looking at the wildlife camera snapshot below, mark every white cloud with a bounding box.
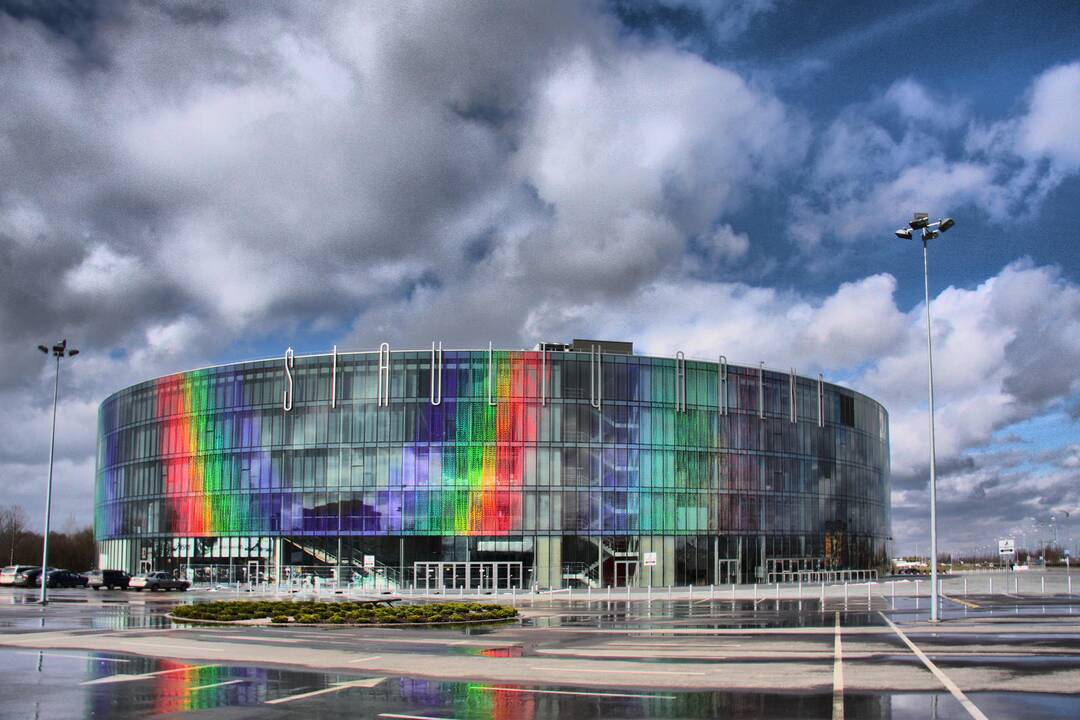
[512,45,805,292]
[1017,61,1080,171]
[792,63,1080,251]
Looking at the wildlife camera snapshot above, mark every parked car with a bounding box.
[129,572,190,592]
[0,565,36,586]
[86,569,131,590]
[12,567,47,587]
[43,569,88,588]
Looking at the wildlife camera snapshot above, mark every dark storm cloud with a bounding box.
[1,1,1078,551]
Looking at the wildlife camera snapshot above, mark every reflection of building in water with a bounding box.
[95,341,890,586]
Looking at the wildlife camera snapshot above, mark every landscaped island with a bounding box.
[170,600,518,625]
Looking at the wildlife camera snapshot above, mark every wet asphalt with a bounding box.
[2,585,1079,718]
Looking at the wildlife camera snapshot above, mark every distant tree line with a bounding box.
[0,505,95,572]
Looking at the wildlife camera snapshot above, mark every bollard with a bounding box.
[1014,576,1018,593]
[844,582,848,604]
[732,583,736,602]
[1069,575,1072,595]
[916,579,920,598]
[891,580,895,599]
[587,585,591,603]
[964,578,967,597]
[568,587,572,602]
[668,584,672,599]
[989,577,992,594]
[753,583,757,603]
[608,586,612,601]
[868,581,872,605]
[689,584,693,601]
[512,587,516,605]
[1042,576,1045,595]
[710,583,715,600]
[775,583,780,603]
[648,584,651,603]
[627,583,631,600]
[820,582,824,608]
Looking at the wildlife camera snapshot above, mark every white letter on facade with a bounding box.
[283,347,294,411]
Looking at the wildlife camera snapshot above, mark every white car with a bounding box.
[0,565,35,586]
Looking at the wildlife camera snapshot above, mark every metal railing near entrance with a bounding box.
[767,568,878,584]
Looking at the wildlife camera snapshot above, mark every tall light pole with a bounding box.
[895,213,955,623]
[36,339,79,605]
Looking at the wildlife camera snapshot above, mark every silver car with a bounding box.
[128,571,190,592]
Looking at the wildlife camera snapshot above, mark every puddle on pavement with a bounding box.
[4,648,1080,719]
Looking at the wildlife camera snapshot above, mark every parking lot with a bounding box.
[2,572,1079,718]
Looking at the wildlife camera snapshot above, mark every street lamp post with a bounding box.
[895,213,955,623]
[36,339,79,605]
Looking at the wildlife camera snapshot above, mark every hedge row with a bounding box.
[170,600,517,625]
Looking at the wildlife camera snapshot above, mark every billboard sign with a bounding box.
[998,539,1015,557]
[643,552,657,567]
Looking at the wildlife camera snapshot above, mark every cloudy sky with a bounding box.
[2,0,1078,554]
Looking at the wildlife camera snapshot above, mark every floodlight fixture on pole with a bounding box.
[37,338,78,605]
[893,212,955,623]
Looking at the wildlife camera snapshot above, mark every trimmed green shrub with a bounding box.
[171,600,518,625]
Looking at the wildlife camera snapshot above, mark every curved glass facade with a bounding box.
[95,346,890,587]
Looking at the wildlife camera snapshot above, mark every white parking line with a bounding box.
[878,612,988,720]
[80,664,217,685]
[17,651,129,663]
[471,686,677,699]
[347,655,383,664]
[379,714,459,720]
[266,677,386,705]
[832,612,843,720]
[606,642,742,648]
[529,665,705,676]
[189,679,244,692]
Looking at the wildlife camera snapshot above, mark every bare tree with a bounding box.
[0,505,27,566]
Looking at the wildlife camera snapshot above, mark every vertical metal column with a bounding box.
[817,373,824,428]
[718,355,728,415]
[789,368,797,423]
[377,343,390,407]
[540,343,547,406]
[430,341,442,406]
[487,342,497,406]
[590,345,602,409]
[331,344,338,408]
[758,362,765,419]
[675,351,686,412]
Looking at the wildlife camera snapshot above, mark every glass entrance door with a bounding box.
[613,560,638,587]
[716,558,739,584]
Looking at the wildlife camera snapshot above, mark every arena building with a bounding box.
[94,340,890,589]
